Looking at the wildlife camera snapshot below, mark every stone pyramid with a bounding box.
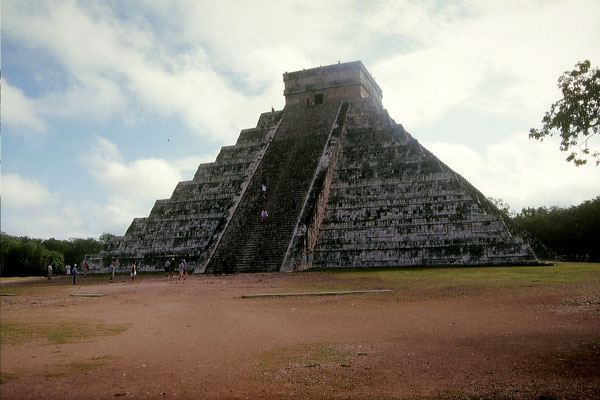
[85,61,538,273]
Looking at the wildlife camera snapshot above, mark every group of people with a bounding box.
[109,260,137,283]
[260,183,269,222]
[46,259,192,285]
[47,263,89,285]
[163,258,189,281]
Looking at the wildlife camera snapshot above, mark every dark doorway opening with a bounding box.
[314,93,323,105]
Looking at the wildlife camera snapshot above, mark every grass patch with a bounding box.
[0,287,21,295]
[44,371,66,378]
[300,262,600,291]
[0,276,44,283]
[69,355,116,372]
[256,262,600,307]
[95,322,129,336]
[0,323,39,345]
[253,342,364,397]
[0,320,130,346]
[0,371,19,384]
[431,390,511,400]
[42,355,117,379]
[0,286,33,296]
[259,342,353,371]
[46,322,92,344]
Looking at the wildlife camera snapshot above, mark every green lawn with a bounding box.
[1,320,129,346]
[277,262,600,296]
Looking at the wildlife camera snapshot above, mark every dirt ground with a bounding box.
[1,268,599,400]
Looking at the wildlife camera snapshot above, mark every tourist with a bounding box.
[72,264,78,285]
[178,260,184,281]
[221,256,229,274]
[164,260,170,278]
[109,261,115,283]
[170,258,177,279]
[260,210,268,222]
[131,262,136,283]
[83,262,88,276]
[47,264,52,280]
[66,265,71,275]
[261,184,267,198]
[182,259,189,279]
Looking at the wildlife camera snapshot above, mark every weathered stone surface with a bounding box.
[84,61,538,273]
[305,99,536,269]
[85,110,285,273]
[283,61,382,108]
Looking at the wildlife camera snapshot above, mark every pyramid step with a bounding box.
[205,103,343,274]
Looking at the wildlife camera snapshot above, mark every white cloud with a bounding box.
[84,136,220,232]
[40,75,127,120]
[1,198,105,240]
[103,158,181,199]
[161,0,355,67]
[359,0,466,45]
[0,173,90,238]
[5,0,600,141]
[0,137,216,239]
[86,136,181,218]
[423,133,600,213]
[373,0,600,128]
[2,0,286,143]
[172,155,217,175]
[2,83,47,133]
[1,173,56,209]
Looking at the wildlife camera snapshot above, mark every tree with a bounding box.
[48,251,65,275]
[99,232,117,245]
[43,237,102,265]
[0,234,52,276]
[529,60,600,166]
[64,238,103,265]
[513,196,600,261]
[2,234,102,276]
[487,197,514,217]
[42,238,69,255]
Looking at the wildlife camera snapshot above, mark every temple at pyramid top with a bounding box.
[84,60,538,274]
[283,61,383,108]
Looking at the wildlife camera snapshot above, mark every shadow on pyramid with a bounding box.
[85,61,538,274]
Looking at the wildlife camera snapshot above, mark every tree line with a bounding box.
[511,196,600,262]
[0,234,107,277]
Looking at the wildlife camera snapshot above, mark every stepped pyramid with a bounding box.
[85,61,538,274]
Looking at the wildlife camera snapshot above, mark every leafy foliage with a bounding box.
[513,196,600,261]
[42,237,102,266]
[1,234,104,276]
[1,235,52,276]
[48,251,65,274]
[99,232,117,244]
[487,197,514,217]
[529,60,600,166]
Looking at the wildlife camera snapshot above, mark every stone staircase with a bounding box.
[205,102,343,273]
[96,111,284,272]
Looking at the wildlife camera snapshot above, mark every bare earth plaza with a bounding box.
[1,62,599,399]
[1,265,599,399]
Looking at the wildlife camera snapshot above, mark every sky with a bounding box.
[2,0,600,240]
